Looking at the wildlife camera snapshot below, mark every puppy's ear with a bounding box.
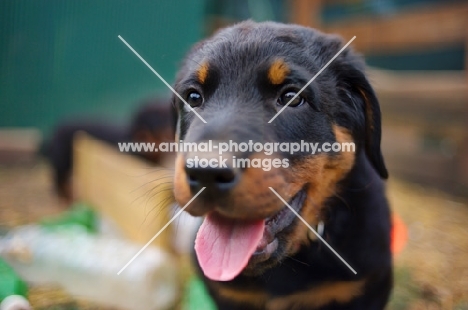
[297,27,388,178]
[339,62,388,179]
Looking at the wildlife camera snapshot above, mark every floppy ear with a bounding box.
[339,62,388,179]
[297,27,388,178]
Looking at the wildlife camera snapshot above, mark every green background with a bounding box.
[0,0,205,134]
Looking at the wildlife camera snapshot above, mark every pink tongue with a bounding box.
[195,213,265,281]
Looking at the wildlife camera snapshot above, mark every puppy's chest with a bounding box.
[213,269,365,310]
[211,247,364,310]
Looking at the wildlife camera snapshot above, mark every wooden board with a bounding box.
[290,2,468,56]
[73,133,174,249]
[371,69,468,196]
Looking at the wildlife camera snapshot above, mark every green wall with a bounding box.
[0,0,205,134]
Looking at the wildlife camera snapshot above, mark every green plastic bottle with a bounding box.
[40,202,98,233]
[0,258,30,309]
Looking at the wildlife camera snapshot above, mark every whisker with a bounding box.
[285,255,310,267]
[129,174,173,193]
[140,193,175,228]
[129,178,173,204]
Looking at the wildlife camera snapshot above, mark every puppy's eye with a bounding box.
[186,91,203,107]
[278,91,304,107]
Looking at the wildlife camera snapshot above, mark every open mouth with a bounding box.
[194,188,307,282]
[252,189,307,260]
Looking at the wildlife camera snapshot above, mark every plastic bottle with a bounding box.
[40,202,98,233]
[0,258,31,310]
[0,295,31,310]
[0,225,178,310]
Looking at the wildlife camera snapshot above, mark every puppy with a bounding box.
[42,98,175,201]
[172,21,392,310]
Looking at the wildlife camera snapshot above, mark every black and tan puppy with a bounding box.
[173,21,392,310]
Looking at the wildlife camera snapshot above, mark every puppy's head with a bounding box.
[172,21,387,281]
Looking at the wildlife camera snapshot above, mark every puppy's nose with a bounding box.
[186,166,237,191]
[184,152,238,193]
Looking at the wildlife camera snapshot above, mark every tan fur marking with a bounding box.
[215,285,268,307]
[287,125,356,252]
[197,62,209,84]
[173,154,192,209]
[267,280,366,310]
[268,59,290,85]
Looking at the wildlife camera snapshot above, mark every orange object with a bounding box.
[390,213,408,256]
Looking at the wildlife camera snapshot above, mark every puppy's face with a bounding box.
[172,21,387,281]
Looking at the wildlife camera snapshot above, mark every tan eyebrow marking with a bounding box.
[268,59,290,85]
[197,62,209,84]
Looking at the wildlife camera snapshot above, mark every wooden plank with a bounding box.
[73,133,174,250]
[370,69,468,128]
[320,2,468,53]
[289,0,322,28]
[382,124,466,196]
[371,68,468,196]
[368,69,467,96]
